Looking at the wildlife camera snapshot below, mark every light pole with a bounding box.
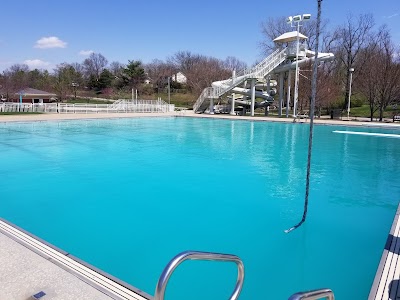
[167,76,171,105]
[71,82,79,100]
[287,14,311,117]
[347,68,354,120]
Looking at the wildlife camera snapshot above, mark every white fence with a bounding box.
[0,99,175,114]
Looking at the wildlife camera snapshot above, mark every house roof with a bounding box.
[273,31,308,43]
[17,88,57,97]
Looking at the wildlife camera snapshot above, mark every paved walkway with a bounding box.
[0,220,149,300]
[1,111,399,129]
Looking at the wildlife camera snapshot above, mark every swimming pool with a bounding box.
[1,117,399,299]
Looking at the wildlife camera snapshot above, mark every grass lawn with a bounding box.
[64,98,114,104]
[350,105,399,119]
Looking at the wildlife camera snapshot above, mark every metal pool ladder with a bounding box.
[288,288,335,300]
[154,250,334,300]
[154,250,244,300]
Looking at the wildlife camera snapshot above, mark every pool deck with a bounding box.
[1,110,400,129]
[1,111,399,299]
[0,219,151,300]
[369,204,400,300]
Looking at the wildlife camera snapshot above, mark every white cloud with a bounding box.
[79,50,94,56]
[34,36,67,49]
[384,13,399,19]
[24,59,51,69]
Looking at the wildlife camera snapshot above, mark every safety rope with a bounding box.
[285,0,323,233]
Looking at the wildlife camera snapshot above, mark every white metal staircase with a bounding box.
[108,99,126,110]
[193,48,287,113]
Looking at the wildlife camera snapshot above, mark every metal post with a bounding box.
[230,93,236,115]
[265,76,271,116]
[293,22,301,118]
[347,68,354,120]
[72,82,78,100]
[286,71,291,118]
[230,70,236,115]
[167,77,171,105]
[209,97,214,114]
[279,72,284,116]
[250,78,256,117]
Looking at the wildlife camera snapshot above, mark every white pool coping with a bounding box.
[369,204,400,300]
[0,219,151,300]
[1,110,399,300]
[1,110,399,129]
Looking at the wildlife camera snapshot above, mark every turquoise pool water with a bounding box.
[1,117,400,299]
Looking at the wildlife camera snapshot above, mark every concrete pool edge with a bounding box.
[368,203,400,299]
[0,218,153,300]
[1,111,400,130]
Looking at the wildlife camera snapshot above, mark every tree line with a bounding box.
[1,12,399,120]
[0,51,246,102]
[262,13,400,120]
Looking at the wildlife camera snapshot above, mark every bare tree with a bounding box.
[356,42,380,120]
[186,57,230,95]
[107,61,125,90]
[53,63,81,101]
[374,27,400,120]
[145,59,176,93]
[297,62,341,116]
[109,61,125,77]
[169,51,230,96]
[168,51,202,75]
[27,69,53,91]
[83,53,108,81]
[260,16,329,54]
[333,13,375,109]
[224,56,247,72]
[0,64,29,100]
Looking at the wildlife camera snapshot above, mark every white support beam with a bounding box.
[250,79,256,117]
[286,71,291,118]
[279,72,284,117]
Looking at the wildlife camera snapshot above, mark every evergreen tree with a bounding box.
[122,60,146,91]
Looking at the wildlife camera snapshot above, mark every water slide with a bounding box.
[273,50,334,73]
[193,48,288,113]
[193,32,335,114]
[212,78,273,102]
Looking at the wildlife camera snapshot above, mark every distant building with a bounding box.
[171,72,187,84]
[15,88,57,104]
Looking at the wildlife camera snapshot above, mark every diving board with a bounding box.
[333,130,400,139]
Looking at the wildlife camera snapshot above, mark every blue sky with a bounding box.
[0,0,399,72]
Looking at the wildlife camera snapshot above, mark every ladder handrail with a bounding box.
[154,250,245,300]
[288,288,335,300]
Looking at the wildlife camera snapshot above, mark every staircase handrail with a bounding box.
[193,47,287,112]
[216,48,287,96]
